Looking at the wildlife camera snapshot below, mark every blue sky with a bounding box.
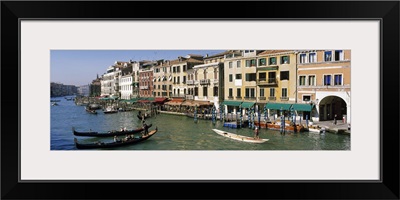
[51,50,225,86]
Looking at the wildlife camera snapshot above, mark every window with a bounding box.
[250,59,256,66]
[334,74,343,85]
[229,74,233,82]
[236,74,242,79]
[158,85,160,89]
[177,66,180,73]
[177,76,180,84]
[324,75,332,85]
[237,88,241,97]
[229,88,233,97]
[229,62,233,68]
[183,65,187,72]
[299,76,306,86]
[173,77,176,84]
[324,51,332,61]
[203,87,208,97]
[213,87,218,96]
[245,73,257,81]
[280,71,289,80]
[245,88,255,97]
[308,75,316,86]
[260,88,265,97]
[183,76,186,83]
[335,50,343,61]
[237,60,241,68]
[203,71,207,79]
[270,88,275,97]
[282,88,288,97]
[299,54,307,63]
[259,58,266,66]
[194,87,198,96]
[303,95,311,101]
[169,85,172,90]
[309,53,316,63]
[259,73,266,81]
[269,57,277,65]
[245,60,251,67]
[281,56,290,64]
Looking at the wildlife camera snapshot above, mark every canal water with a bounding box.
[51,97,351,150]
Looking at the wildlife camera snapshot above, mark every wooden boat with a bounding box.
[212,129,269,144]
[51,102,58,106]
[74,127,158,149]
[85,108,97,114]
[255,120,305,133]
[103,107,118,114]
[72,124,152,137]
[305,125,325,133]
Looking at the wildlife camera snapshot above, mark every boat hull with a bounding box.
[72,124,152,137]
[212,129,269,144]
[74,128,158,149]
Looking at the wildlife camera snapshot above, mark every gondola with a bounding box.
[72,124,152,137]
[74,127,158,149]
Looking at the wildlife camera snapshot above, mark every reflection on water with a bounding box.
[51,97,351,150]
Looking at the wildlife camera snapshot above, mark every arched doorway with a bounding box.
[318,96,347,121]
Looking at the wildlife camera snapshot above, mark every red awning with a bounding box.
[154,98,168,103]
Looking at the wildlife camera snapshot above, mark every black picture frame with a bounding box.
[2,1,399,199]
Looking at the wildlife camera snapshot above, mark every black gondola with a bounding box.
[85,107,98,114]
[74,127,158,149]
[72,124,152,137]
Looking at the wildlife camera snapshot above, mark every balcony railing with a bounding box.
[235,96,242,100]
[268,96,276,101]
[244,97,256,100]
[200,79,210,85]
[186,80,195,85]
[185,95,194,100]
[280,96,289,101]
[227,96,234,100]
[213,79,219,84]
[259,97,266,100]
[257,78,278,86]
[139,86,149,90]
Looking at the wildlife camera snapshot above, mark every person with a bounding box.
[254,127,259,139]
[114,135,118,142]
[334,114,337,125]
[142,121,149,136]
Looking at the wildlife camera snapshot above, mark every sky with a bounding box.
[51,50,226,86]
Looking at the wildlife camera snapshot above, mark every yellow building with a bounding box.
[297,50,351,123]
[257,50,297,118]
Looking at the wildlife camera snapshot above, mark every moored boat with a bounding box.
[72,124,152,137]
[85,107,97,114]
[103,106,118,114]
[212,129,269,144]
[255,120,305,133]
[74,127,158,149]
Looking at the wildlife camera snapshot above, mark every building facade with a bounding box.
[297,50,351,122]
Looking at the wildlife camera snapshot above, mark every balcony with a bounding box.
[227,96,234,100]
[185,95,194,100]
[257,78,278,86]
[244,97,256,101]
[186,80,195,85]
[268,96,276,101]
[200,79,210,85]
[280,96,289,101]
[259,97,266,100]
[235,96,242,100]
[213,79,219,84]
[139,86,149,90]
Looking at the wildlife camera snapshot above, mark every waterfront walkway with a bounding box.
[313,120,351,135]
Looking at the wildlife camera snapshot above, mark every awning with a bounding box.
[193,100,213,106]
[153,98,168,103]
[181,100,194,106]
[165,100,183,106]
[292,103,313,112]
[265,103,292,110]
[241,102,255,108]
[221,101,242,107]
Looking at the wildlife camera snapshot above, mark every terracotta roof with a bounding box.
[258,50,293,56]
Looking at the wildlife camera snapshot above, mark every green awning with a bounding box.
[241,102,255,108]
[147,97,155,101]
[221,101,242,107]
[292,103,313,112]
[265,103,292,110]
